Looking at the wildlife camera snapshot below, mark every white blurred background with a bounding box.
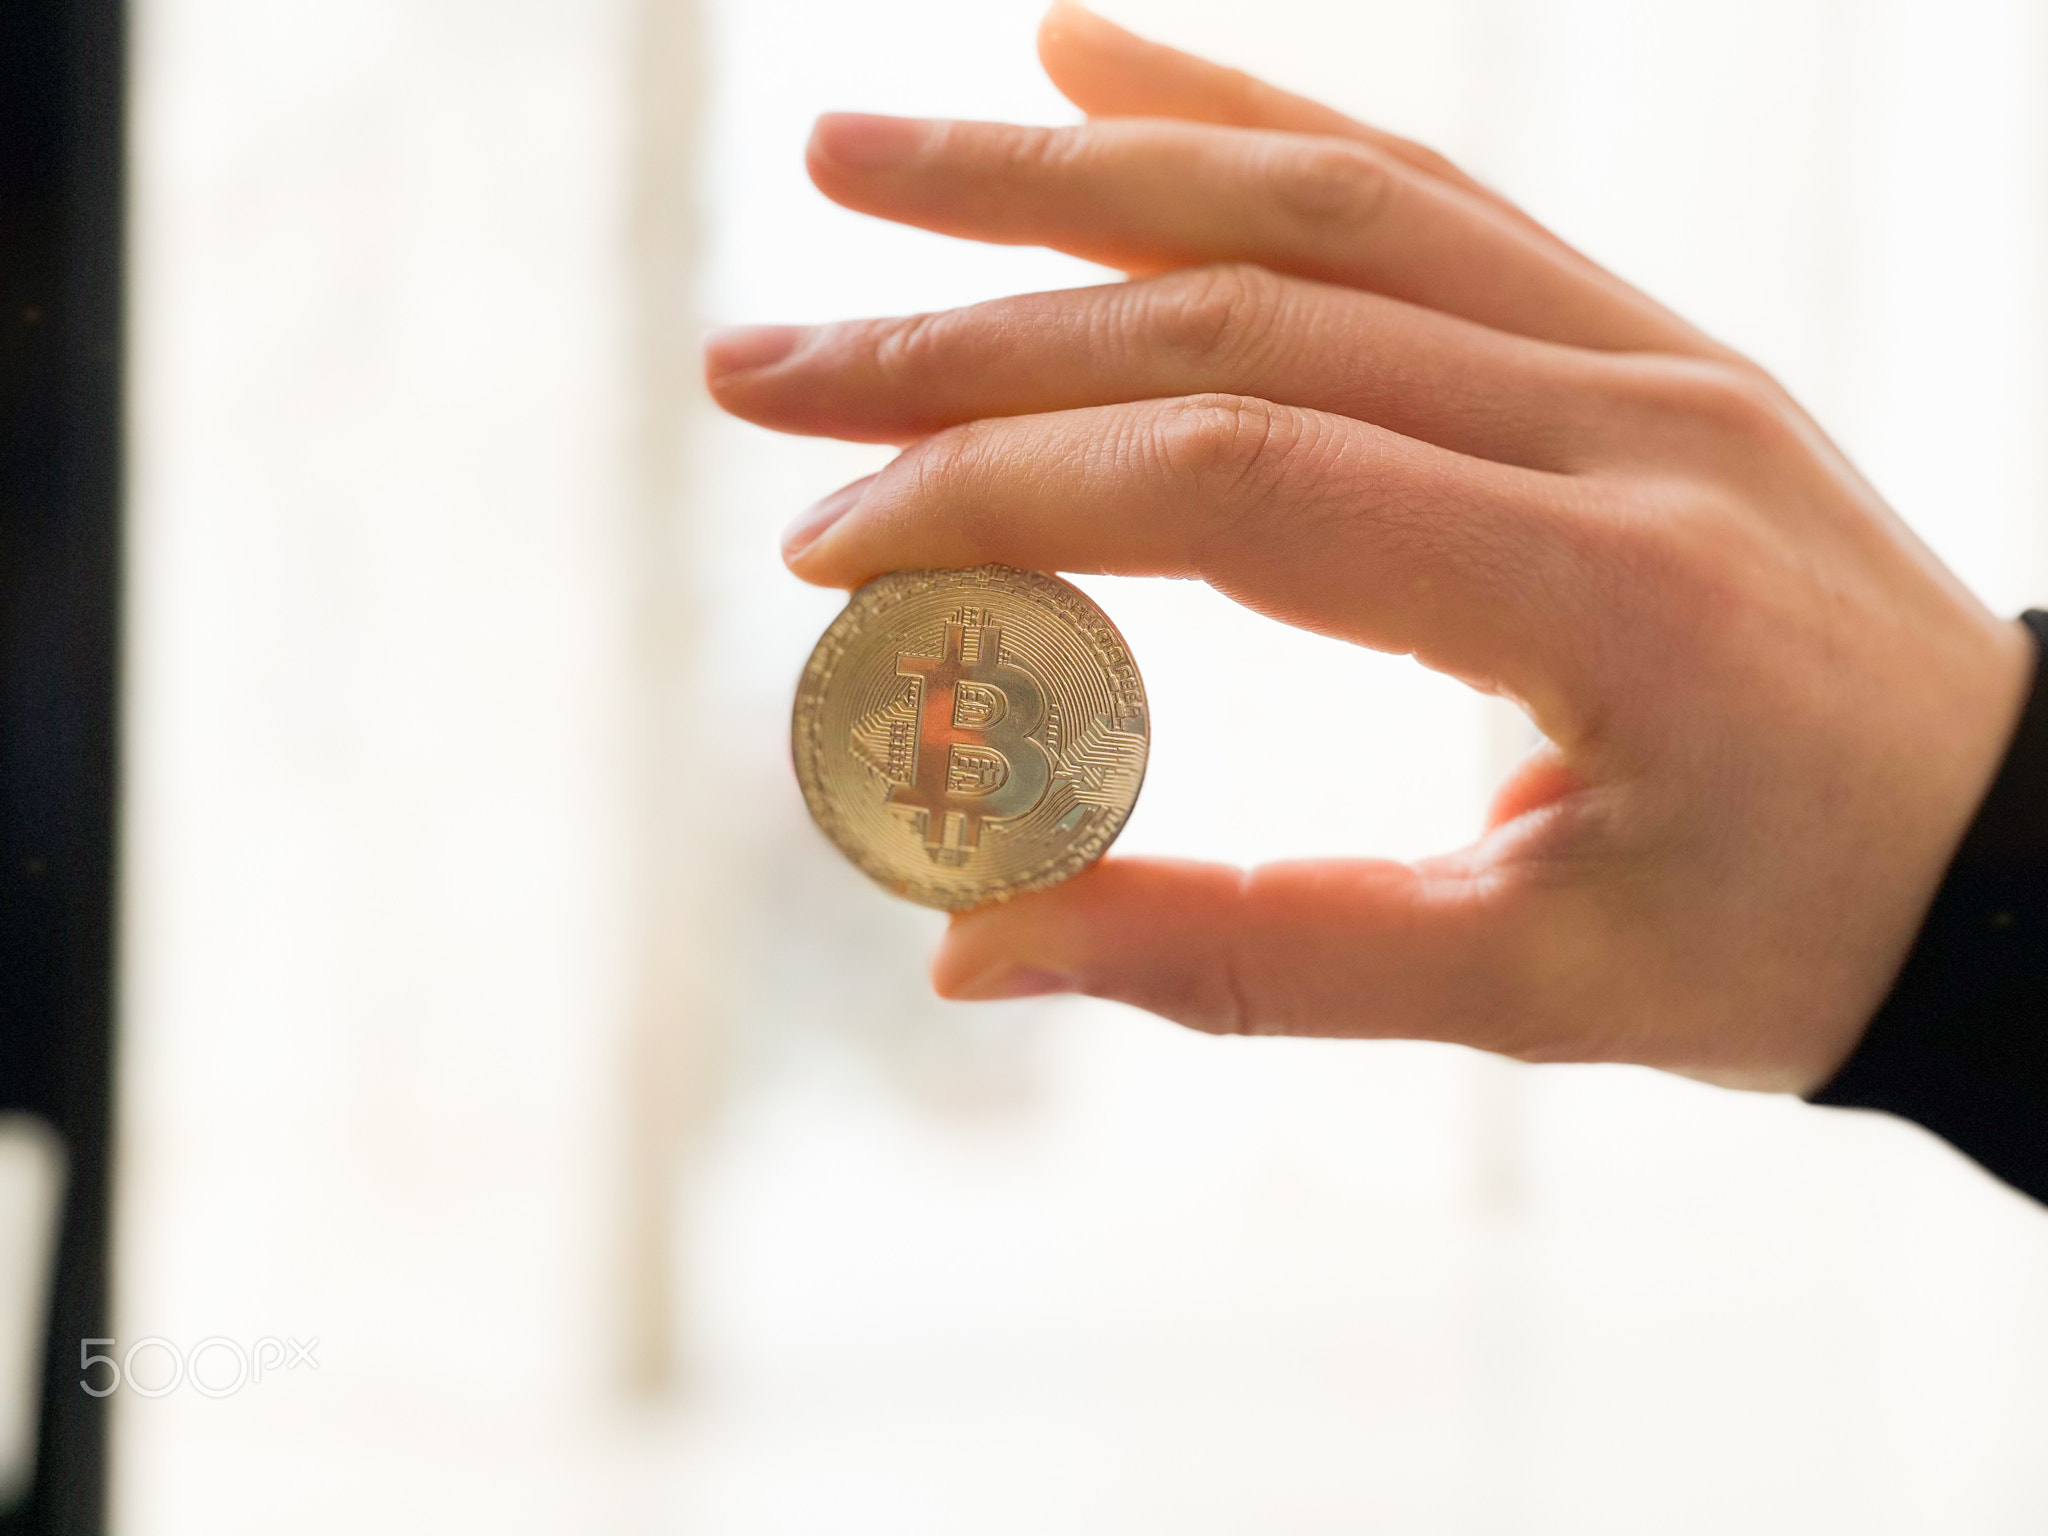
[89,0,2048,1530]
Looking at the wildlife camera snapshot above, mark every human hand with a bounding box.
[705,1,2033,1093]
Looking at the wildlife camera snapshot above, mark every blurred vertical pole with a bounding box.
[0,0,121,1528]
[1462,0,1531,1222]
[621,0,714,1393]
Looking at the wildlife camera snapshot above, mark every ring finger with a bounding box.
[806,112,1725,357]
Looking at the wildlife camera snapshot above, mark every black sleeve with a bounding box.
[1809,610,2048,1202]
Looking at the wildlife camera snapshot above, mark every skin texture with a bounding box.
[706,1,2034,1094]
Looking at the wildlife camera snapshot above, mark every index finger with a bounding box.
[785,394,1600,742]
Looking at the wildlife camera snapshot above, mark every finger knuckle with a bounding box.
[1161,952,1261,1038]
[983,120,1080,179]
[1270,141,1395,240]
[1176,879,1266,1037]
[1634,358,1803,459]
[903,417,988,497]
[1207,941,1261,1035]
[1137,263,1283,368]
[1400,141,1473,187]
[866,309,950,387]
[1578,469,1777,659]
[1150,393,1300,494]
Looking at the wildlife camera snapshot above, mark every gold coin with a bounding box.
[791,565,1149,911]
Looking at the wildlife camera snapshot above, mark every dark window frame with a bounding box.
[0,0,122,1528]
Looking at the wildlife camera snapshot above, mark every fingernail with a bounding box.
[783,473,877,560]
[951,965,1078,1002]
[812,112,926,171]
[703,324,805,377]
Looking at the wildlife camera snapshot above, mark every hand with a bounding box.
[705,1,2033,1093]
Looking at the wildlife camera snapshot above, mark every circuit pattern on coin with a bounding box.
[792,566,1149,911]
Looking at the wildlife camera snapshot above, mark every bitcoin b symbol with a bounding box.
[891,622,1052,853]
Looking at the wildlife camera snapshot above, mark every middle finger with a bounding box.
[709,263,1619,473]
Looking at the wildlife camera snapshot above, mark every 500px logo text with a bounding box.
[79,1336,320,1398]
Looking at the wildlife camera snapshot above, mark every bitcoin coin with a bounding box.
[791,565,1149,911]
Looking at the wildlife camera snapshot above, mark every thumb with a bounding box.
[933,855,1539,1050]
